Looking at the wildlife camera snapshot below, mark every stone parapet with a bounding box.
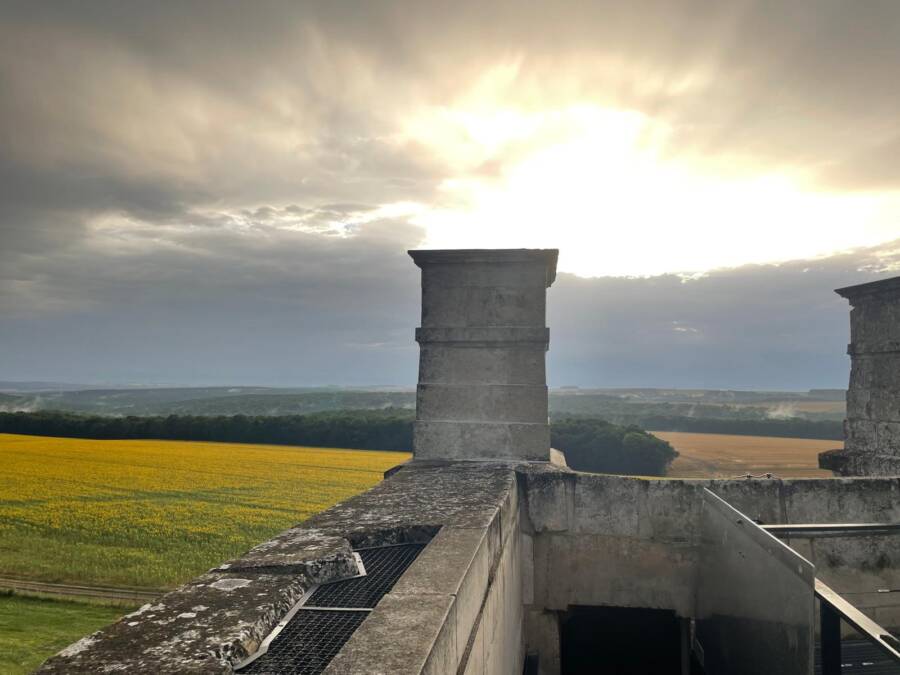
[37,461,525,674]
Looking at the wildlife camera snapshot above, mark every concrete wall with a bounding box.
[37,461,900,674]
[37,463,528,674]
[517,469,900,673]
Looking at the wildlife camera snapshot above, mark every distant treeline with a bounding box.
[605,415,844,441]
[0,409,415,452]
[0,410,679,476]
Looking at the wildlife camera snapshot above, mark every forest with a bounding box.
[0,410,678,476]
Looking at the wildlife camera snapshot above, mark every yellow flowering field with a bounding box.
[0,433,409,588]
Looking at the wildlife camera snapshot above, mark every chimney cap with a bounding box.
[835,275,900,304]
[408,248,559,286]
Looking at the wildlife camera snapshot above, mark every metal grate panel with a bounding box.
[305,543,425,609]
[239,609,367,675]
[815,640,900,674]
[237,542,428,674]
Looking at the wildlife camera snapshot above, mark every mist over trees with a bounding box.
[0,410,678,476]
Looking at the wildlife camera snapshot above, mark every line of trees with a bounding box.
[0,410,414,451]
[0,410,679,476]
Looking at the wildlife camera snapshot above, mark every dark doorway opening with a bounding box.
[560,605,688,675]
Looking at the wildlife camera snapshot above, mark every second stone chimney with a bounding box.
[409,249,558,461]
[820,275,900,475]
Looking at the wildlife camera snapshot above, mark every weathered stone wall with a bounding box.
[518,470,900,674]
[37,462,526,675]
[409,249,558,461]
[821,275,900,475]
[38,463,900,674]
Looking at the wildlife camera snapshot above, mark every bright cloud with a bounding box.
[408,102,900,276]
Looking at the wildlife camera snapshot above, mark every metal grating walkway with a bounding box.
[238,610,368,675]
[815,640,900,675]
[306,544,425,609]
[237,543,426,675]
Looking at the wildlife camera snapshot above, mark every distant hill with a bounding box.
[0,385,846,429]
[807,389,846,401]
[0,387,414,416]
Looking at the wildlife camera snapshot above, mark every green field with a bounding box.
[0,595,128,675]
[0,433,407,588]
[0,433,409,672]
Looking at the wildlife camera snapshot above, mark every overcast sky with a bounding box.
[1,1,898,389]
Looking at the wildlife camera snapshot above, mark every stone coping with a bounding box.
[836,275,900,303]
[408,249,559,286]
[36,461,522,674]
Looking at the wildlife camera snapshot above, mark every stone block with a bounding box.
[846,389,872,419]
[571,474,641,536]
[483,533,524,675]
[876,421,900,453]
[422,285,546,327]
[461,609,486,675]
[391,526,491,665]
[521,534,534,606]
[782,477,900,522]
[869,355,900,389]
[524,610,561,675]
[416,383,548,424]
[538,533,696,616]
[37,569,318,673]
[638,480,701,543]
[418,345,546,385]
[422,601,457,675]
[705,479,783,524]
[214,527,357,576]
[846,418,877,450]
[868,390,900,422]
[849,356,873,390]
[323,594,456,675]
[420,258,555,289]
[415,326,550,347]
[521,470,573,533]
[413,420,551,461]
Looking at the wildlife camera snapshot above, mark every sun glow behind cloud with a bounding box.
[406,102,899,277]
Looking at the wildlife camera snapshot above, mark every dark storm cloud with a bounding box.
[1,232,897,387]
[1,1,899,386]
[0,217,425,385]
[549,241,900,389]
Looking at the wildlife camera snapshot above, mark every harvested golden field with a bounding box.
[655,431,840,478]
[0,433,409,588]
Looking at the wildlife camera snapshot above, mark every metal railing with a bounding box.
[763,521,900,674]
[816,578,900,675]
[763,523,900,538]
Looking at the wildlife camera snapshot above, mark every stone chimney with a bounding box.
[408,249,558,461]
[820,275,900,475]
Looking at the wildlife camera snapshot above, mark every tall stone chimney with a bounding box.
[408,249,558,461]
[820,275,900,475]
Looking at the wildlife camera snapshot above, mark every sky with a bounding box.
[1,1,899,389]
